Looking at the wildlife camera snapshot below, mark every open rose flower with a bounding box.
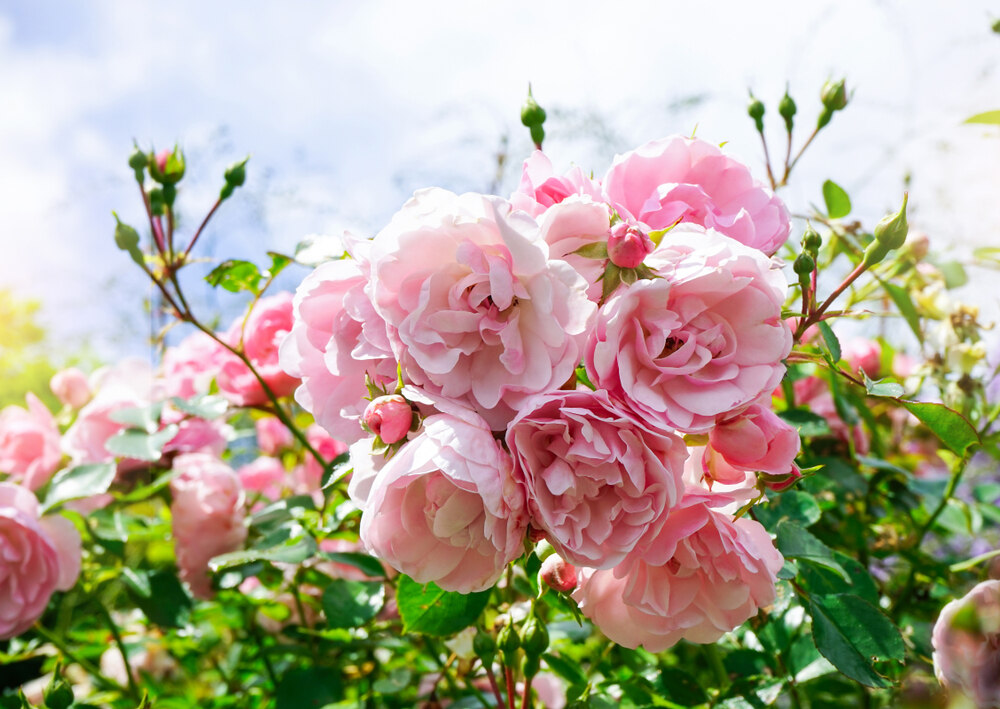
[507,388,687,568]
[536,196,613,302]
[170,454,247,599]
[218,292,300,406]
[279,255,397,444]
[358,408,528,593]
[586,226,791,433]
[369,188,595,430]
[0,482,81,639]
[0,394,62,490]
[510,151,603,219]
[573,492,782,652]
[602,136,790,255]
[933,580,1000,707]
[161,331,229,400]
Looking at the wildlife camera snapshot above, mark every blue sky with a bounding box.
[0,1,997,360]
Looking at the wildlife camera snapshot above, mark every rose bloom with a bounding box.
[536,196,613,302]
[602,135,790,255]
[170,454,247,599]
[256,416,294,456]
[49,367,92,409]
[0,394,62,490]
[507,388,687,568]
[368,188,595,430]
[217,292,300,406]
[573,492,782,652]
[299,424,348,492]
[586,226,791,434]
[933,580,1000,707]
[279,254,397,445]
[0,482,81,639]
[161,331,228,399]
[843,337,882,378]
[358,408,528,593]
[510,150,603,219]
[708,403,800,477]
[238,456,288,501]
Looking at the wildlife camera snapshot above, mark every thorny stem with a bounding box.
[504,665,517,709]
[794,260,869,340]
[482,661,505,708]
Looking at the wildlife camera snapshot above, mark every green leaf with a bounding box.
[122,569,192,628]
[778,409,832,438]
[210,527,316,570]
[205,259,262,294]
[822,180,852,219]
[321,579,384,629]
[320,550,386,579]
[266,251,293,278]
[573,242,609,260]
[275,667,341,709]
[43,463,117,511]
[170,395,229,420]
[937,260,968,289]
[113,213,145,268]
[808,593,904,688]
[798,551,879,605]
[756,490,822,529]
[109,402,163,433]
[900,400,979,455]
[776,521,849,581]
[816,321,841,362]
[396,575,491,636]
[542,652,588,690]
[657,667,708,706]
[882,281,923,343]
[973,246,1000,264]
[965,110,1000,125]
[861,371,905,399]
[104,424,179,462]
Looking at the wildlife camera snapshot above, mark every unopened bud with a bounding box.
[128,146,148,175]
[607,223,654,269]
[802,226,822,256]
[43,675,74,709]
[363,395,413,444]
[873,192,909,251]
[793,252,815,276]
[148,145,186,185]
[474,630,496,665]
[820,79,848,112]
[778,89,796,132]
[747,93,765,133]
[539,554,578,593]
[497,622,520,665]
[50,368,92,409]
[529,123,545,149]
[224,157,248,188]
[520,85,547,127]
[521,618,549,658]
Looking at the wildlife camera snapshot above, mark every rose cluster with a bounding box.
[282,135,799,650]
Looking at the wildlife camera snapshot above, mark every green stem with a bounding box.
[33,623,126,695]
[704,644,729,692]
[96,602,142,701]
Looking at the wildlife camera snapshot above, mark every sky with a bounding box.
[0,1,998,361]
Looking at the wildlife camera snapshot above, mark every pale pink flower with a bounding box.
[0,394,62,490]
[709,404,800,476]
[573,492,782,652]
[586,226,791,433]
[255,416,293,456]
[540,554,578,593]
[279,256,397,445]
[161,410,230,457]
[49,368,92,409]
[843,338,882,378]
[299,424,348,492]
[933,580,1000,707]
[0,482,81,639]
[607,222,654,269]
[603,136,790,255]
[238,456,287,500]
[161,331,228,400]
[170,454,247,599]
[369,188,595,430]
[358,409,528,593]
[217,292,300,406]
[536,196,612,301]
[510,151,603,219]
[507,388,687,568]
[362,395,413,444]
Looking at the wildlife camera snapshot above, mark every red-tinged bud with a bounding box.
[607,223,654,269]
[363,395,413,444]
[760,463,803,492]
[539,554,578,593]
[155,148,171,173]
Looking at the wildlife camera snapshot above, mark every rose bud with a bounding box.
[363,395,413,444]
[540,554,578,593]
[50,368,92,409]
[607,223,654,269]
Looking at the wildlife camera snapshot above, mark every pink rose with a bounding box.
[358,409,528,593]
[507,388,687,568]
[540,554,578,593]
[238,456,287,500]
[161,332,228,399]
[586,226,791,433]
[279,257,397,444]
[217,292,300,406]
[510,151,603,219]
[602,136,790,255]
[362,395,413,445]
[573,492,782,652]
[160,406,230,457]
[0,394,62,490]
[255,416,294,456]
[843,337,882,378]
[0,482,81,639]
[933,580,1000,706]
[170,454,247,598]
[369,188,596,430]
[536,197,613,302]
[49,368,92,409]
[709,404,800,476]
[299,424,348,492]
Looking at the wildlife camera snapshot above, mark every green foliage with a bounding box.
[821,180,851,219]
[396,576,492,636]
